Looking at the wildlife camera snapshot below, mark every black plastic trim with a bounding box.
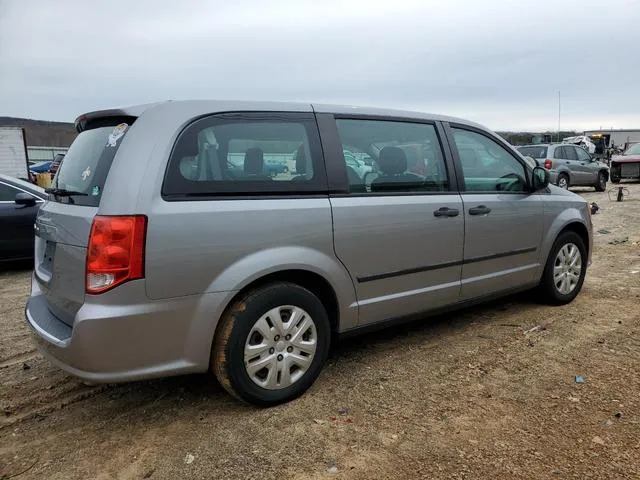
[356,247,537,283]
[464,246,537,264]
[357,260,463,283]
[315,112,349,194]
[162,193,329,202]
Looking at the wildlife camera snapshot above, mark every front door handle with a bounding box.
[469,205,492,216]
[434,207,460,217]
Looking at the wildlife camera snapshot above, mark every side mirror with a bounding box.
[532,166,550,191]
[15,192,37,207]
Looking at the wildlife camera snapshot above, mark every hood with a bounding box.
[547,184,586,200]
[611,154,640,164]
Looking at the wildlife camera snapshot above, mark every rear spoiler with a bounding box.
[74,102,165,132]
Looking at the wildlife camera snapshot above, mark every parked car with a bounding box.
[516,143,609,191]
[562,135,596,154]
[264,160,289,177]
[343,150,373,178]
[610,143,640,183]
[29,161,53,174]
[0,174,47,261]
[26,101,592,406]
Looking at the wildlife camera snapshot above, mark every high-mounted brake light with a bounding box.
[86,215,147,294]
[544,159,553,170]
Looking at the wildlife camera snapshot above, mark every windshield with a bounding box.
[624,143,640,155]
[517,146,548,159]
[52,122,130,206]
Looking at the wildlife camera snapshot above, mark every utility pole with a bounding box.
[557,90,561,142]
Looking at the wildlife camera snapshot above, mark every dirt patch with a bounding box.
[1,184,639,479]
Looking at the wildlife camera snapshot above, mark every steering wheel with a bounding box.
[496,173,524,192]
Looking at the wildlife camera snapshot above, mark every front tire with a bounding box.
[538,231,587,305]
[595,171,607,192]
[212,282,331,406]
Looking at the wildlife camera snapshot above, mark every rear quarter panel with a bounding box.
[100,104,358,332]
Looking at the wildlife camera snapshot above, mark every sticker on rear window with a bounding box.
[106,123,128,147]
[92,185,100,196]
[82,166,91,180]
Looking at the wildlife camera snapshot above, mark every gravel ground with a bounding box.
[1,183,639,480]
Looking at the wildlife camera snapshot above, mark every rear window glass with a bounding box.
[517,146,548,158]
[163,113,327,198]
[51,121,131,206]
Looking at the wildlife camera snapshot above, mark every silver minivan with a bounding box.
[26,101,592,406]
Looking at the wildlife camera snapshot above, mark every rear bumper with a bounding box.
[25,275,234,383]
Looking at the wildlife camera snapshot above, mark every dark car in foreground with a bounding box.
[0,174,47,261]
[610,143,640,183]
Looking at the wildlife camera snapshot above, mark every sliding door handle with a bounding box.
[469,205,492,215]
[434,207,460,217]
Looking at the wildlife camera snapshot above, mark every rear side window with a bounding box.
[335,119,449,194]
[51,120,133,206]
[163,113,327,197]
[517,146,548,159]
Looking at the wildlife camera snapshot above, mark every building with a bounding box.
[27,146,68,163]
[583,129,640,154]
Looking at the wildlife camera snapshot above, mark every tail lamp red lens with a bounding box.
[544,159,553,169]
[86,215,147,294]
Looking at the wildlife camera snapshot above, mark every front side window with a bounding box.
[164,114,326,197]
[452,128,527,192]
[624,143,640,155]
[564,146,578,160]
[576,147,591,162]
[335,119,448,193]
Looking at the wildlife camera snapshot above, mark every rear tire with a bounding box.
[212,282,331,406]
[557,173,569,190]
[538,231,587,305]
[594,171,607,192]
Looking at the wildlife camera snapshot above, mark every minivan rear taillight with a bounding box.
[86,215,147,294]
[544,159,553,169]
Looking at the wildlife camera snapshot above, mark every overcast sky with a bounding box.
[1,0,639,131]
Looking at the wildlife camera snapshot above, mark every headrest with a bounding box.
[295,145,307,174]
[378,147,407,175]
[244,147,264,175]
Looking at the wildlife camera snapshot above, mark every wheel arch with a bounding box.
[598,168,609,181]
[538,213,591,282]
[221,269,343,335]
[558,222,590,257]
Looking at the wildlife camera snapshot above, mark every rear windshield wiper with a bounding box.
[45,188,88,197]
